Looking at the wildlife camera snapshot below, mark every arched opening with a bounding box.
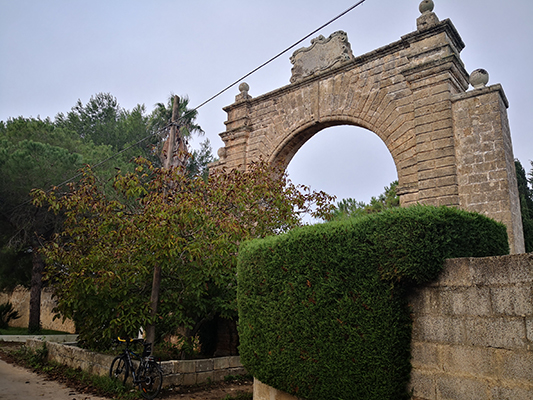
[286,125,398,222]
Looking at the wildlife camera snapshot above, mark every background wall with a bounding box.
[0,287,75,333]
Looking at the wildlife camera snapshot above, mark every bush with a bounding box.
[0,301,21,329]
[237,205,509,400]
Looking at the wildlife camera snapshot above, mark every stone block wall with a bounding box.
[26,339,247,387]
[409,253,533,399]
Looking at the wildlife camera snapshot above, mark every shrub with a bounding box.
[237,205,509,400]
[0,301,21,329]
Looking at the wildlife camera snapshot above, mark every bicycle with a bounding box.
[109,337,163,399]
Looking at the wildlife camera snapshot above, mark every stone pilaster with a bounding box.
[401,17,469,206]
[452,85,525,254]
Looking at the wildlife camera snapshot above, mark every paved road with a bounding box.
[0,358,109,400]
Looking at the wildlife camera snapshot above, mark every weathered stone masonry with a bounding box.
[212,6,524,254]
[409,253,533,400]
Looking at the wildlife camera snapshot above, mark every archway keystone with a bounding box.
[211,6,524,254]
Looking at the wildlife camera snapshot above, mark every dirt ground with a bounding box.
[0,342,252,400]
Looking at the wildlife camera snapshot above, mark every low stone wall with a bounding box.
[0,334,77,343]
[0,286,75,333]
[26,339,246,387]
[253,253,533,400]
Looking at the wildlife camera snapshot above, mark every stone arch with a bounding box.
[269,117,382,168]
[212,7,524,253]
[267,118,401,202]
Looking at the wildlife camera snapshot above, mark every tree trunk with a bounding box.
[28,245,44,333]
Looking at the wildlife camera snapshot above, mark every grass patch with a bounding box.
[222,393,253,400]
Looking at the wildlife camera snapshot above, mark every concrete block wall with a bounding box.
[409,253,533,399]
[26,339,246,387]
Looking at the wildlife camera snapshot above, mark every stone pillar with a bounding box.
[212,83,252,171]
[452,84,525,254]
[401,13,470,207]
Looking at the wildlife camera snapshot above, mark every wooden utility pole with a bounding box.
[146,95,181,348]
[145,263,161,348]
[164,95,181,170]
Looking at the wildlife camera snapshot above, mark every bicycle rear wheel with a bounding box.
[109,355,129,385]
[138,361,163,399]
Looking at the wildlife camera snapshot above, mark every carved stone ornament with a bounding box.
[290,30,354,83]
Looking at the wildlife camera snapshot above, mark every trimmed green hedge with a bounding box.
[237,205,509,400]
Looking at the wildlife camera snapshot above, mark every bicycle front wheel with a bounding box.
[138,361,163,399]
[109,355,129,385]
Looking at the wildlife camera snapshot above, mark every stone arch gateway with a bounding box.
[211,6,525,254]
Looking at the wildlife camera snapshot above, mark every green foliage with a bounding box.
[0,246,32,291]
[187,138,215,180]
[32,158,334,351]
[0,93,206,330]
[13,343,49,368]
[55,92,162,169]
[237,205,509,400]
[0,93,202,293]
[325,181,399,221]
[148,94,203,141]
[0,116,115,289]
[0,302,21,329]
[515,160,533,252]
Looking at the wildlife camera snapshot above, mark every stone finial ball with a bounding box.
[239,82,250,94]
[469,69,489,89]
[419,0,434,14]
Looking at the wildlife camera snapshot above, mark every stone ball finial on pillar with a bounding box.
[419,0,434,14]
[235,82,251,101]
[239,82,250,96]
[469,69,489,89]
[417,0,438,30]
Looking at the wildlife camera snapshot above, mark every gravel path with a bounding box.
[0,358,109,400]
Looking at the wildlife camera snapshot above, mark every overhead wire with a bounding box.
[192,0,367,112]
[6,0,368,213]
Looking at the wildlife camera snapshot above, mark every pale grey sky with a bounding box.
[1,0,532,205]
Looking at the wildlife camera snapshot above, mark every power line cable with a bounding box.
[192,0,367,112]
[6,0,368,214]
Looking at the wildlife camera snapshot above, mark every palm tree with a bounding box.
[149,95,204,169]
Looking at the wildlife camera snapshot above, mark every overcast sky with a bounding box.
[1,0,532,206]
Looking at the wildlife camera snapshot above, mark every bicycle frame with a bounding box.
[110,337,163,399]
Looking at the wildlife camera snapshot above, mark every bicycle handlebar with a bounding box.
[116,336,144,345]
